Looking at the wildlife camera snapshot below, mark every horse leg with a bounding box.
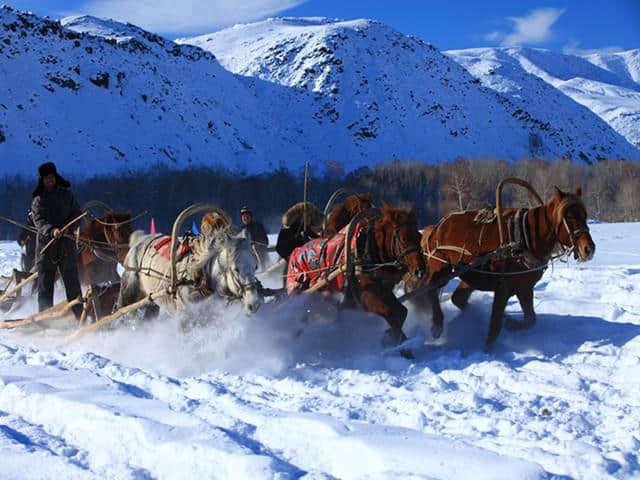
[506,287,537,331]
[425,266,450,339]
[486,285,510,346]
[143,303,160,321]
[116,270,141,309]
[451,281,474,310]
[428,287,444,339]
[357,281,412,356]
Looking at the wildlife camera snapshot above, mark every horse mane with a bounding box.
[379,204,418,227]
[188,227,236,274]
[326,193,373,234]
[553,192,587,227]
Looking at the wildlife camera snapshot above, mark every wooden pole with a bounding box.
[67,290,168,342]
[302,265,345,294]
[0,272,38,304]
[0,297,82,329]
[78,286,93,326]
[303,160,310,233]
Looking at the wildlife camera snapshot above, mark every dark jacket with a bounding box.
[18,214,36,271]
[31,185,82,264]
[276,221,318,260]
[241,221,269,248]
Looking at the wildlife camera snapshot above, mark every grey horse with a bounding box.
[117,228,262,318]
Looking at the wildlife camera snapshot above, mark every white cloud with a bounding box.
[486,7,565,47]
[76,0,308,34]
[563,40,624,56]
[483,31,502,42]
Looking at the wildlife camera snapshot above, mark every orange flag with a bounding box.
[150,217,156,234]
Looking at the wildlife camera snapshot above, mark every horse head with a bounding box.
[549,187,595,262]
[327,193,374,235]
[209,231,262,315]
[103,212,134,263]
[378,205,426,279]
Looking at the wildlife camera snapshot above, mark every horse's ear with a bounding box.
[554,186,565,201]
[575,186,582,197]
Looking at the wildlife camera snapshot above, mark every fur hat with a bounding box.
[240,206,252,215]
[38,162,58,178]
[32,162,71,197]
[282,202,322,228]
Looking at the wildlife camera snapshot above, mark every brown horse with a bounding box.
[325,193,373,236]
[413,187,595,345]
[288,205,426,353]
[78,212,133,285]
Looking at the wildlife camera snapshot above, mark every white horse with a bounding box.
[117,228,262,318]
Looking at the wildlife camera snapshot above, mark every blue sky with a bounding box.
[8,0,640,53]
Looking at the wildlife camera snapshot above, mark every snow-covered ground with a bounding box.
[1,223,639,479]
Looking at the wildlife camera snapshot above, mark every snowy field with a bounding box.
[1,223,639,479]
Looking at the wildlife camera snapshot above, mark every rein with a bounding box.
[215,252,260,301]
[88,210,147,227]
[388,223,421,269]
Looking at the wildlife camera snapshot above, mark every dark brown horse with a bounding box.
[288,205,426,353]
[78,212,133,285]
[413,187,595,345]
[325,193,373,236]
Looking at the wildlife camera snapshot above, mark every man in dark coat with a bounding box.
[31,162,83,318]
[275,202,323,262]
[17,210,36,272]
[239,206,269,268]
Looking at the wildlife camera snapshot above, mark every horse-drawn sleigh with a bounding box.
[0,202,264,340]
[0,179,596,356]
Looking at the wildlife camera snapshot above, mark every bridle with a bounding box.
[550,200,590,260]
[389,222,423,268]
[214,250,260,301]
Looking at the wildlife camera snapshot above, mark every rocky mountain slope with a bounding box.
[1,8,638,179]
[180,17,639,165]
[446,47,640,149]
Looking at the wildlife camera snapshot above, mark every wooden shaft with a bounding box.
[0,297,82,329]
[67,290,168,341]
[0,272,38,304]
[78,287,93,326]
[303,160,310,233]
[259,257,286,274]
[303,265,345,294]
[495,178,544,247]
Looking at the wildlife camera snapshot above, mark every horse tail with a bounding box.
[129,229,146,248]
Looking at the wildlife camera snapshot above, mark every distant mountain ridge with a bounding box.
[446,47,640,149]
[0,7,638,179]
[179,17,639,163]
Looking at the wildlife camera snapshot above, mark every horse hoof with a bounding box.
[504,316,535,332]
[431,324,443,339]
[381,328,406,348]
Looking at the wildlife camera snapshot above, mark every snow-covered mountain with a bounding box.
[179,17,640,164]
[0,7,325,177]
[1,8,639,179]
[585,49,640,84]
[446,47,640,149]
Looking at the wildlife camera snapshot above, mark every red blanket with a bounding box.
[286,224,364,294]
[153,236,192,261]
